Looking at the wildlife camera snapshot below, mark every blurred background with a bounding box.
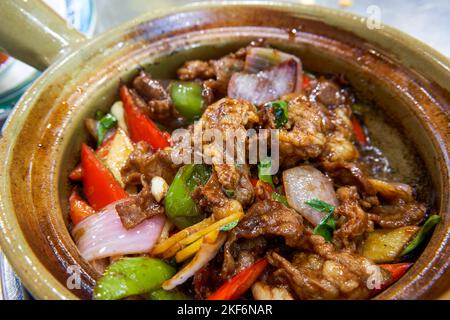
[0,0,449,300]
[94,0,450,55]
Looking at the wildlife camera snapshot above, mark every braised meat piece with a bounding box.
[193,171,228,211]
[366,178,426,228]
[306,79,360,162]
[333,186,372,248]
[209,49,246,95]
[252,281,294,300]
[266,88,356,166]
[196,98,259,189]
[321,160,375,195]
[193,163,254,209]
[231,200,304,247]
[368,179,414,203]
[268,251,372,300]
[222,200,304,277]
[178,48,246,98]
[222,237,268,279]
[369,203,426,229]
[193,264,220,300]
[193,171,244,220]
[320,133,359,163]
[320,106,359,162]
[310,77,353,108]
[121,141,179,187]
[268,235,377,300]
[266,93,329,166]
[131,70,175,124]
[233,165,255,207]
[177,60,215,80]
[133,70,168,101]
[115,180,164,229]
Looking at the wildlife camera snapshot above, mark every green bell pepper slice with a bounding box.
[146,288,190,300]
[93,257,175,300]
[169,81,204,120]
[165,164,211,229]
[401,214,441,256]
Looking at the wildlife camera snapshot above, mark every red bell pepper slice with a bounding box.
[207,258,268,300]
[69,188,96,225]
[380,263,412,283]
[0,52,8,65]
[81,143,128,211]
[351,116,367,145]
[373,263,413,293]
[69,131,116,181]
[120,85,170,150]
[302,74,312,90]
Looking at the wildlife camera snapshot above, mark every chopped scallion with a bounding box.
[96,113,117,146]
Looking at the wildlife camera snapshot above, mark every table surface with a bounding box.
[93,0,450,57]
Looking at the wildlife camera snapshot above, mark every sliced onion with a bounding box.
[162,233,227,290]
[245,47,303,92]
[72,200,165,261]
[283,165,338,225]
[228,60,298,105]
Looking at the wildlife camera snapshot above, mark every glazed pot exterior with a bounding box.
[0,2,448,299]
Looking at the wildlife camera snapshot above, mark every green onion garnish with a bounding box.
[220,220,239,232]
[96,113,117,146]
[265,100,288,128]
[258,158,274,188]
[272,192,289,207]
[305,199,336,242]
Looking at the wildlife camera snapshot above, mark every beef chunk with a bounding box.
[268,235,377,300]
[121,141,180,187]
[266,93,328,166]
[334,186,372,247]
[310,77,352,108]
[321,160,375,195]
[233,165,255,207]
[221,200,304,277]
[195,98,259,190]
[115,181,164,229]
[370,203,426,229]
[177,60,216,80]
[192,171,244,220]
[131,70,177,125]
[231,200,304,247]
[177,48,246,98]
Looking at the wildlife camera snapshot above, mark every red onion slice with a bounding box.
[228,59,298,105]
[283,165,338,225]
[72,201,165,261]
[245,47,303,92]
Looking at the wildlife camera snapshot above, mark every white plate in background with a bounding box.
[0,0,96,112]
